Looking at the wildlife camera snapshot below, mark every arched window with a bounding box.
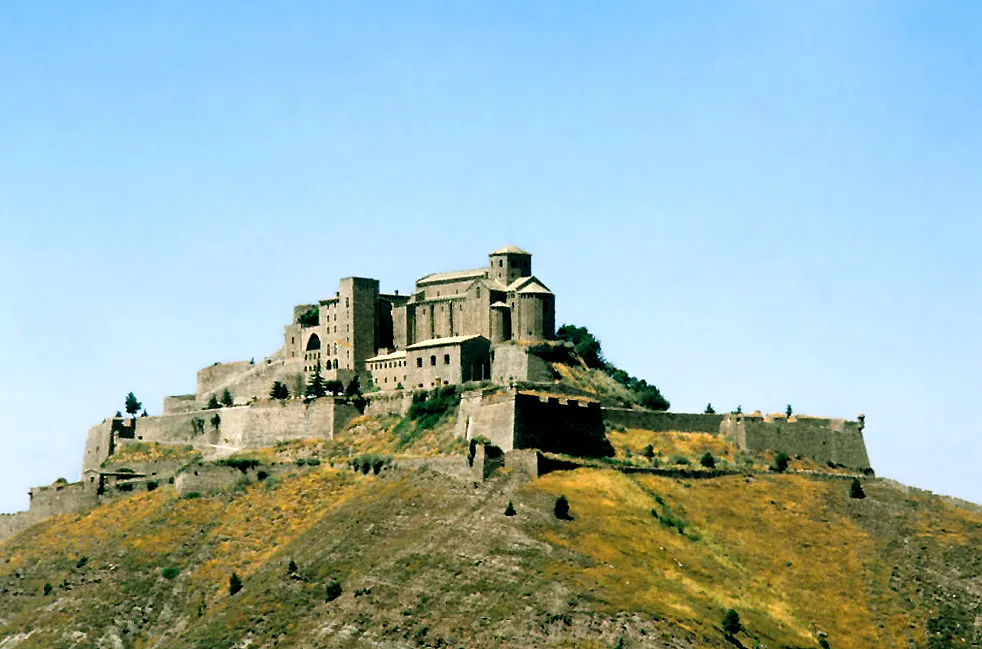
[305,334,321,351]
[416,358,423,368]
[443,354,451,365]
[430,355,437,366]
[332,359,339,370]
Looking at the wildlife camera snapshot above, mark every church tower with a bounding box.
[488,245,532,286]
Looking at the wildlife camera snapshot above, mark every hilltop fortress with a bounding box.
[0,246,872,542]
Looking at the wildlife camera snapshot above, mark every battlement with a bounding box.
[720,412,870,470]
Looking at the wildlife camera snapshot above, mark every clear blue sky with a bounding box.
[1,2,980,513]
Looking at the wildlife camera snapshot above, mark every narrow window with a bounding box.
[417,358,423,368]
[430,355,436,366]
[444,354,451,365]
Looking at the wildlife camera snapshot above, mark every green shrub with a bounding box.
[256,471,269,482]
[75,556,88,569]
[43,583,52,596]
[700,452,715,469]
[269,381,290,400]
[183,491,202,499]
[326,579,342,602]
[162,566,180,580]
[287,559,298,574]
[669,454,690,465]
[206,395,220,410]
[722,608,742,636]
[850,477,866,499]
[146,480,158,491]
[504,501,517,516]
[554,495,573,520]
[298,306,319,327]
[641,444,655,459]
[772,452,790,473]
[306,457,321,466]
[229,572,243,596]
[234,475,251,491]
[220,389,233,408]
[218,457,261,473]
[705,403,716,414]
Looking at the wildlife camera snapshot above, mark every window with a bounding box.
[430,355,436,366]
[417,358,423,368]
[498,260,503,267]
[346,297,349,308]
[444,354,451,365]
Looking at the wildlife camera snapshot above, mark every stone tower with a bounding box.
[488,245,532,286]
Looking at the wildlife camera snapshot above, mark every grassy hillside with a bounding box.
[2,433,980,648]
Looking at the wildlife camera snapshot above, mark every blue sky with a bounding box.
[1,2,980,513]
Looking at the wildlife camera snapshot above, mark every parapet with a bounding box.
[720,412,871,470]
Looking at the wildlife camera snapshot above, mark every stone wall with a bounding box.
[456,389,517,450]
[196,361,254,398]
[88,398,361,462]
[514,392,611,457]
[721,414,871,470]
[82,420,116,474]
[364,391,413,417]
[491,344,553,385]
[163,394,199,415]
[28,482,98,520]
[195,356,304,406]
[393,455,473,481]
[602,408,725,433]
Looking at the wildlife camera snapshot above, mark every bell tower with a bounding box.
[488,245,532,286]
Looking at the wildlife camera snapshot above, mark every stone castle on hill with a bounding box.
[0,245,873,543]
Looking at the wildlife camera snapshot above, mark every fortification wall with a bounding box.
[456,389,516,450]
[174,465,246,496]
[721,414,871,469]
[163,394,198,415]
[602,408,724,434]
[28,482,98,519]
[514,392,611,457]
[82,420,115,474]
[195,357,304,405]
[126,398,361,454]
[364,391,413,417]
[393,455,472,481]
[491,344,553,384]
[0,512,37,544]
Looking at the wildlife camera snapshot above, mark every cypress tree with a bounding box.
[850,477,866,499]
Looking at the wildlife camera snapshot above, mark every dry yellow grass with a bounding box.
[525,468,929,649]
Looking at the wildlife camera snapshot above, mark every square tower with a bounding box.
[488,245,532,286]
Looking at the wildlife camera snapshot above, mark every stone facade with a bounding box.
[720,413,871,470]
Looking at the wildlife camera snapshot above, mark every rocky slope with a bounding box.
[1,427,980,649]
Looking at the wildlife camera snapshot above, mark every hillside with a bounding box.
[1,426,979,649]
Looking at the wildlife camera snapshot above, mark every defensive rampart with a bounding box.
[721,413,871,470]
[602,408,724,433]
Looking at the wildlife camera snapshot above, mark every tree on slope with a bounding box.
[305,363,327,399]
[722,609,742,637]
[125,392,142,418]
[220,388,234,408]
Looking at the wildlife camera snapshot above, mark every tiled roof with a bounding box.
[406,335,486,350]
[365,350,407,362]
[490,245,530,255]
[416,268,487,285]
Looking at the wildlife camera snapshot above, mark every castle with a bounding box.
[0,245,873,543]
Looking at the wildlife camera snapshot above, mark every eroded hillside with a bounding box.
[1,432,980,649]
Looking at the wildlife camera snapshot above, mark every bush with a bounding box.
[219,457,260,472]
[669,454,690,466]
[229,572,243,596]
[298,306,319,327]
[183,491,202,499]
[43,583,52,596]
[287,559,298,574]
[641,444,655,459]
[700,452,715,469]
[75,556,88,569]
[554,495,573,520]
[705,403,716,414]
[146,480,158,491]
[269,381,290,400]
[504,501,517,516]
[162,566,180,580]
[772,452,790,472]
[206,395,220,410]
[326,579,342,602]
[850,477,866,499]
[220,389,234,408]
[722,608,742,636]
[210,413,221,430]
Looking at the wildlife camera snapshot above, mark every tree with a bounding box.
[786,404,793,417]
[125,392,142,418]
[210,413,221,430]
[504,501,517,516]
[773,452,790,473]
[325,379,344,396]
[556,324,605,369]
[705,403,716,414]
[305,364,327,399]
[43,583,53,596]
[220,389,234,408]
[700,452,716,469]
[287,559,298,574]
[642,444,655,459]
[326,579,342,602]
[207,394,220,410]
[850,477,866,499]
[270,381,289,400]
[733,405,743,415]
[722,609,742,636]
[345,375,361,397]
[554,495,573,520]
[229,572,243,596]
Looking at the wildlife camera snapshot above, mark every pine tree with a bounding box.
[345,375,361,397]
[270,381,289,400]
[642,444,655,459]
[125,392,142,418]
[207,394,220,410]
[305,364,327,399]
[554,495,572,520]
[705,403,716,414]
[504,501,517,516]
[700,452,716,469]
[287,559,298,574]
[786,404,793,417]
[850,477,866,499]
[229,572,243,596]
[220,389,234,408]
[722,609,742,636]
